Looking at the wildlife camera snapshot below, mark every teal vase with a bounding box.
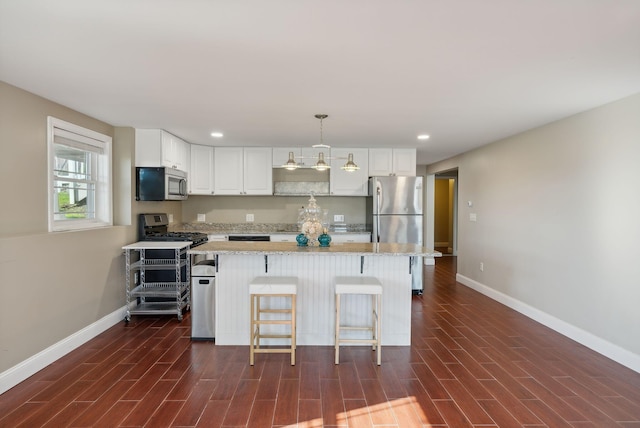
[296,233,309,246]
[318,233,331,247]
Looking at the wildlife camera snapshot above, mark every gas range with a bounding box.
[138,213,208,247]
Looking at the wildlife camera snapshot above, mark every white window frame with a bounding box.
[47,117,113,232]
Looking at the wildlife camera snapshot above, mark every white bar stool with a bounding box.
[334,276,382,365]
[249,276,298,366]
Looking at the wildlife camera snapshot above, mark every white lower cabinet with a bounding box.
[331,233,371,243]
[269,234,298,243]
[207,234,228,241]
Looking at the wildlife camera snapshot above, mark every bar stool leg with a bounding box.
[250,294,255,366]
[291,294,296,366]
[335,293,340,365]
[376,294,382,365]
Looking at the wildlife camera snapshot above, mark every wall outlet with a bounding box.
[197,213,206,222]
[168,214,174,223]
[334,214,344,222]
[246,213,254,222]
[480,262,484,272]
[470,213,477,222]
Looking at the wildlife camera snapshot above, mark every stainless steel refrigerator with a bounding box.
[367,176,424,293]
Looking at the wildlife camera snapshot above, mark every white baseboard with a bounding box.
[456,273,640,374]
[0,306,128,395]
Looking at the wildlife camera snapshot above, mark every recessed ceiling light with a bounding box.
[417,134,430,140]
[210,132,223,138]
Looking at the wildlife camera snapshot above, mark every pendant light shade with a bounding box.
[283,151,299,170]
[314,152,329,171]
[341,152,359,171]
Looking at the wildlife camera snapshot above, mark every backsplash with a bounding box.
[175,222,368,234]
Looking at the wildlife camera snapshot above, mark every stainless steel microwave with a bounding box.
[136,167,188,201]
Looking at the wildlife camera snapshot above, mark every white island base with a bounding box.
[215,254,413,346]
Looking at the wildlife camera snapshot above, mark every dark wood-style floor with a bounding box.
[2,257,640,427]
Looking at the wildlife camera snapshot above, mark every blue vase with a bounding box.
[296,233,309,246]
[318,233,331,247]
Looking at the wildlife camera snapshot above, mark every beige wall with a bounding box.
[427,92,640,362]
[0,81,135,371]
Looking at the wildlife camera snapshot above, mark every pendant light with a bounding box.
[280,114,359,172]
[313,114,330,170]
[314,152,329,171]
[283,151,299,170]
[341,152,360,171]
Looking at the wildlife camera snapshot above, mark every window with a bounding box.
[48,117,112,231]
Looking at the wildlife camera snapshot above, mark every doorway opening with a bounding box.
[434,169,458,256]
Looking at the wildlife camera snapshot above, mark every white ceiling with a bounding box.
[1,1,639,165]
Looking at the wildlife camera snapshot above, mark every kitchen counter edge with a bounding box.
[188,241,441,257]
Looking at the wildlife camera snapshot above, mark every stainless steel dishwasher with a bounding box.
[191,259,216,340]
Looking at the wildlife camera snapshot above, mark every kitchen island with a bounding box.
[189,242,440,346]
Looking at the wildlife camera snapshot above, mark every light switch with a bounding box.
[469,213,477,222]
[168,214,174,223]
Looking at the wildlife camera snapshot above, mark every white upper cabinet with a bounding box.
[189,144,215,195]
[329,148,369,196]
[135,129,189,171]
[368,148,416,176]
[214,147,272,195]
[244,147,273,194]
[213,147,244,194]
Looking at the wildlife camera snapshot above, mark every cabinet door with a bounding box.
[173,136,190,171]
[207,234,228,241]
[270,234,298,242]
[135,129,164,166]
[392,148,416,176]
[161,131,177,168]
[331,233,371,243]
[213,147,244,194]
[244,147,273,195]
[329,148,369,196]
[368,148,393,176]
[189,144,214,194]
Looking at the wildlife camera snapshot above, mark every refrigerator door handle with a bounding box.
[375,185,381,242]
[409,256,413,274]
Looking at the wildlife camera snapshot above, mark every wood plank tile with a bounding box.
[195,399,229,428]
[359,379,396,425]
[171,379,216,426]
[220,379,259,426]
[246,399,276,427]
[298,399,323,427]
[273,378,299,426]
[320,378,347,426]
[2,257,639,428]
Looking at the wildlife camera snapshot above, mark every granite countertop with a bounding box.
[188,241,441,257]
